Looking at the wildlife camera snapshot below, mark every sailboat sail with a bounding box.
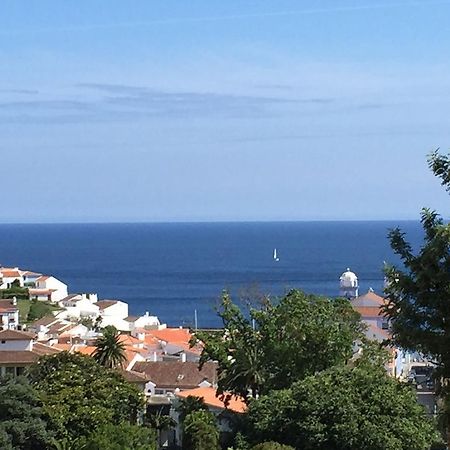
[273,248,279,261]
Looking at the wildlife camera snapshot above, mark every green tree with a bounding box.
[0,376,54,450]
[145,409,175,448]
[93,325,127,369]
[250,443,294,450]
[384,150,450,446]
[193,290,363,401]
[176,395,208,422]
[27,352,144,443]
[182,410,220,450]
[246,356,441,450]
[81,422,156,450]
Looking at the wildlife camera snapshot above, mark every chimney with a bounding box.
[152,351,158,362]
[180,352,187,363]
[12,296,17,306]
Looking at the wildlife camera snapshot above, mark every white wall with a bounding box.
[0,339,32,351]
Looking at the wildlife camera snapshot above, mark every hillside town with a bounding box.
[0,264,436,448]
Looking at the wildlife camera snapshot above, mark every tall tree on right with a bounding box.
[384,150,450,446]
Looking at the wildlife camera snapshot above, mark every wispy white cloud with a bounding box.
[1,1,449,35]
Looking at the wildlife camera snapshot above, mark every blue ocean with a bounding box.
[0,222,423,328]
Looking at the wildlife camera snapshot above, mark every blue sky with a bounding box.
[1,0,450,222]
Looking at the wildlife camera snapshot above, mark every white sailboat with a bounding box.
[273,248,280,262]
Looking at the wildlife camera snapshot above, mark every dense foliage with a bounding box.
[0,376,54,450]
[246,357,440,450]
[27,352,144,442]
[384,150,450,445]
[193,290,363,401]
[80,422,156,450]
[183,410,220,450]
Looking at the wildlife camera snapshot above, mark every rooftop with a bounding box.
[132,360,217,390]
[176,387,246,414]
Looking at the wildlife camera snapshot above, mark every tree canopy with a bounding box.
[193,290,363,401]
[182,410,220,450]
[0,376,54,450]
[384,150,450,445]
[27,352,144,442]
[246,357,440,450]
[80,422,156,450]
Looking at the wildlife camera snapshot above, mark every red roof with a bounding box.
[355,306,383,318]
[176,387,247,413]
[148,328,193,344]
[1,270,21,278]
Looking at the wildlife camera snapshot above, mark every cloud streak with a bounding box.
[0,84,333,124]
[1,1,449,35]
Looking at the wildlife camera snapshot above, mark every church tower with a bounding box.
[339,268,359,299]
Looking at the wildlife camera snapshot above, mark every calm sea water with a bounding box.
[0,222,423,328]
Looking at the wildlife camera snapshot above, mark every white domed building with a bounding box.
[339,268,359,299]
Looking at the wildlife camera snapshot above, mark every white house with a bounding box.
[0,299,19,330]
[29,275,68,303]
[22,270,42,286]
[58,293,99,319]
[0,329,60,377]
[0,268,24,289]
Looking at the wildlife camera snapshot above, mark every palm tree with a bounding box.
[93,325,127,369]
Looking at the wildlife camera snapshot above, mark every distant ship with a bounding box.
[273,248,280,262]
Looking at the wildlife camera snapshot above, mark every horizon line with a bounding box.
[0,218,427,226]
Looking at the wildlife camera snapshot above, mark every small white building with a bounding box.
[340,268,359,299]
[0,329,60,376]
[0,299,19,330]
[29,275,68,303]
[58,293,99,319]
[0,268,24,289]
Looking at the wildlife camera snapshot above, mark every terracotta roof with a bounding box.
[0,342,61,364]
[117,334,141,345]
[352,290,386,307]
[147,328,193,344]
[0,300,18,314]
[52,343,73,351]
[354,306,384,318]
[0,329,36,340]
[131,361,217,390]
[0,351,39,364]
[32,342,61,356]
[176,387,246,414]
[96,300,118,310]
[1,270,21,278]
[35,275,51,282]
[75,345,96,356]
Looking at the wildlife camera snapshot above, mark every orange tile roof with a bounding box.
[147,328,192,344]
[1,270,21,278]
[75,346,96,356]
[118,334,141,345]
[176,387,246,414]
[355,306,384,318]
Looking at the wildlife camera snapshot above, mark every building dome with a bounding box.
[340,268,358,288]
